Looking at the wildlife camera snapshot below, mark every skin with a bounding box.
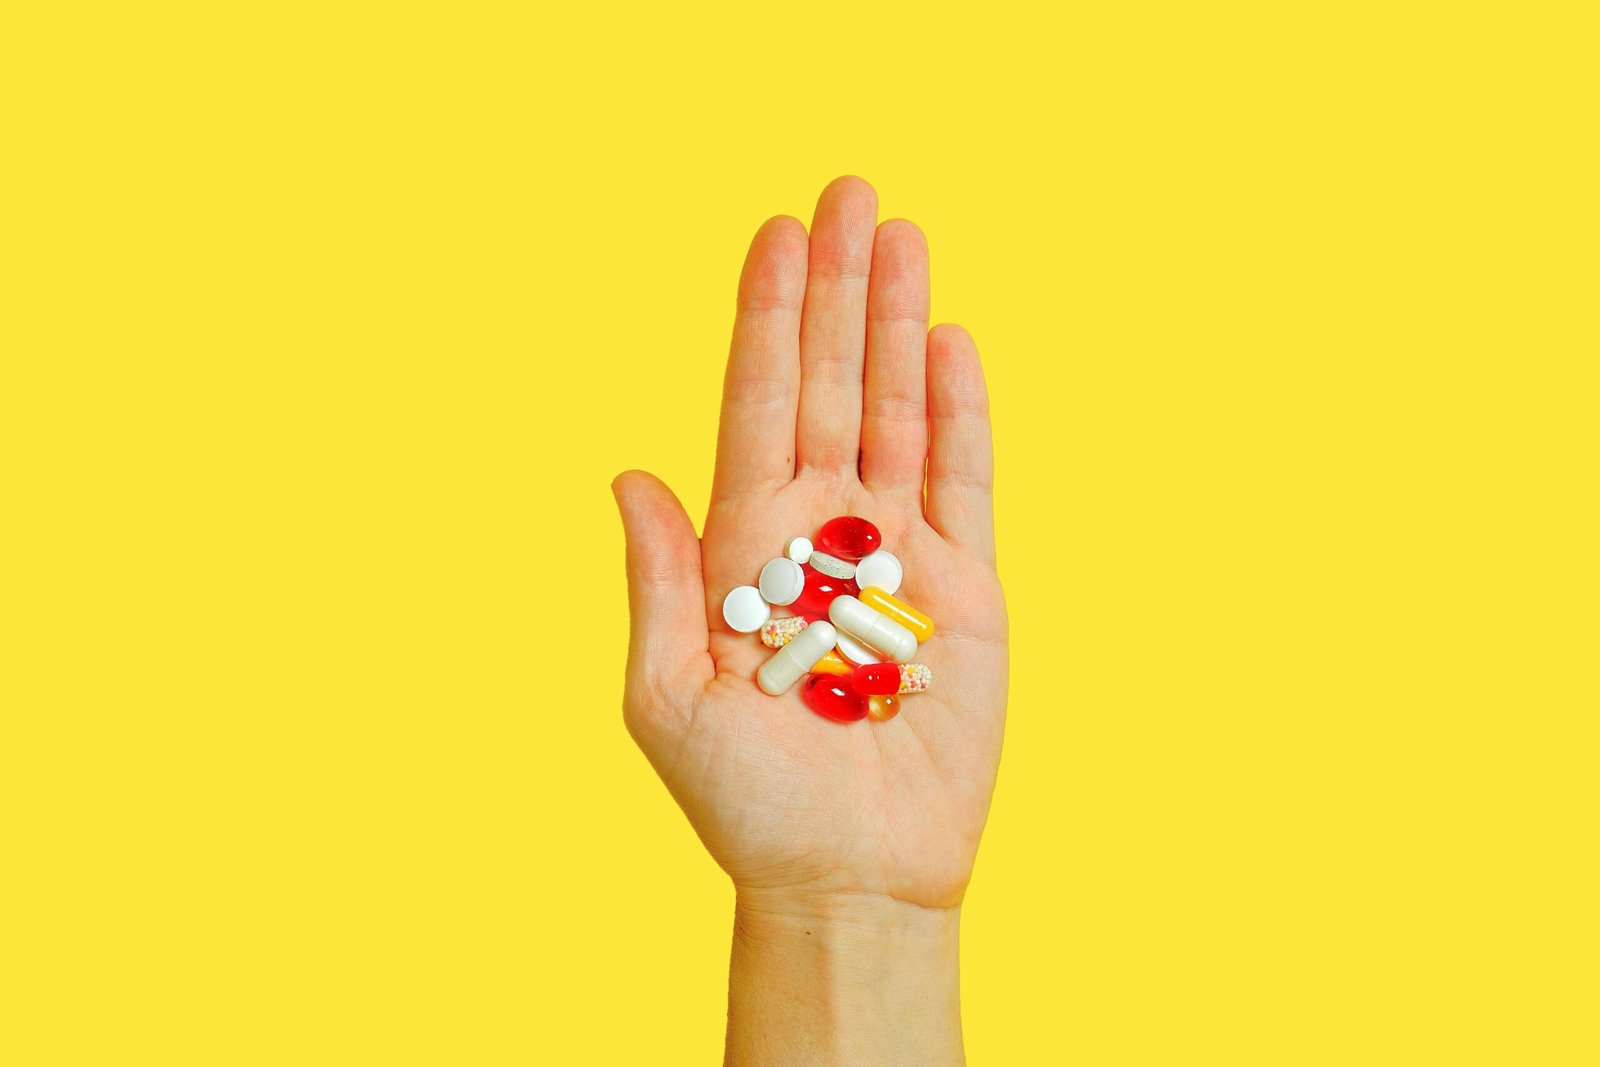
[611,175,1008,1066]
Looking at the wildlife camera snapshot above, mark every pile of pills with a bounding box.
[721,516,934,723]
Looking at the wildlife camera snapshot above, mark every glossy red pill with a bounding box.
[802,673,868,722]
[816,516,882,562]
[791,563,859,620]
[850,662,901,696]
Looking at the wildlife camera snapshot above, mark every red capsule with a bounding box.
[791,563,859,620]
[850,662,902,696]
[802,672,868,722]
[816,516,882,562]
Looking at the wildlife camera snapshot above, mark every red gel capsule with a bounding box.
[850,662,901,696]
[802,672,868,722]
[816,516,882,562]
[791,563,859,620]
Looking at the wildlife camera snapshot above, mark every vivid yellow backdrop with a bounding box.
[3,2,1595,1063]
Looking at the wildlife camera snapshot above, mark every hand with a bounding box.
[612,176,1008,916]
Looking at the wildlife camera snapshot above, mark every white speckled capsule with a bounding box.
[760,615,808,649]
[807,550,857,580]
[896,663,932,694]
[828,595,917,662]
[758,621,837,696]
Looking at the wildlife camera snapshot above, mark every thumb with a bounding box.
[611,470,714,710]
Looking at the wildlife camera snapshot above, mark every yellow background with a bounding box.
[3,2,1596,1063]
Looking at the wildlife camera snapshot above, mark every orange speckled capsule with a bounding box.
[810,648,853,676]
[867,693,901,721]
[858,586,934,642]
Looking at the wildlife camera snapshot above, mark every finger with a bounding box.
[859,218,930,493]
[925,324,995,564]
[611,471,715,713]
[795,175,878,479]
[712,215,808,502]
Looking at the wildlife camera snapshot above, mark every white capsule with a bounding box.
[758,557,805,606]
[808,550,857,580]
[785,537,813,564]
[758,620,837,696]
[833,631,881,665]
[852,550,902,596]
[828,594,917,662]
[722,585,771,633]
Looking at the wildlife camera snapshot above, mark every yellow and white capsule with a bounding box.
[858,586,934,642]
[810,648,853,676]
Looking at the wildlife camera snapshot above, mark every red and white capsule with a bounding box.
[851,662,932,695]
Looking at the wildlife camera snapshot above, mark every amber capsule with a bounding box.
[866,694,901,722]
[858,586,934,642]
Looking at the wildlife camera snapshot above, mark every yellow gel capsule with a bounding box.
[810,648,853,676]
[867,693,901,721]
[858,586,934,642]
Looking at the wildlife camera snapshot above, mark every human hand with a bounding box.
[612,176,1007,918]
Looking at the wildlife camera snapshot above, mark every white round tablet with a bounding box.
[834,631,881,665]
[722,585,771,633]
[757,557,805,606]
[807,550,856,580]
[853,550,903,596]
[785,536,813,564]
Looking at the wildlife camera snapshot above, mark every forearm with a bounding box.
[725,887,964,1066]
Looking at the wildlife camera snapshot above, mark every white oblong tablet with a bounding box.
[807,550,857,580]
[853,550,902,596]
[785,536,813,564]
[834,631,881,665]
[723,585,771,633]
[829,594,917,662]
[758,557,805,606]
[758,620,837,695]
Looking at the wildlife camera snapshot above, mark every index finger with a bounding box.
[710,215,808,503]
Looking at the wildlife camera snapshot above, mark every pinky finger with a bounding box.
[925,323,995,565]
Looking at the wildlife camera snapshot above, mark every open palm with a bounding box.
[613,176,1007,911]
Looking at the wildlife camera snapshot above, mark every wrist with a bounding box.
[726,886,964,1066]
[734,884,962,944]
